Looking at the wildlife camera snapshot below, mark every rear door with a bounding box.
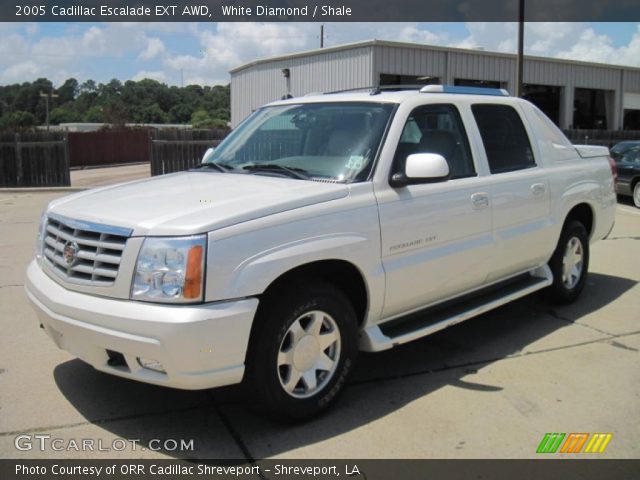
[470,103,552,282]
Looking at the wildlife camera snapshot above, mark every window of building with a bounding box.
[523,84,561,126]
[623,109,640,130]
[472,104,536,174]
[573,88,609,129]
[394,104,475,179]
[379,74,441,87]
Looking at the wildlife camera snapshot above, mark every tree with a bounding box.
[169,104,193,123]
[0,111,37,129]
[0,77,231,131]
[49,106,82,125]
[102,101,129,126]
[84,106,104,123]
[135,103,170,124]
[190,109,213,128]
[57,78,79,104]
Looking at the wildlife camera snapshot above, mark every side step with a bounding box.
[360,266,552,352]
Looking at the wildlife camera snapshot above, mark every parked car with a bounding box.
[26,85,617,420]
[610,140,640,162]
[614,146,640,207]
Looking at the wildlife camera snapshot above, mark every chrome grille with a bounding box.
[42,213,131,286]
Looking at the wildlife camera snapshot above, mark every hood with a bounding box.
[48,171,349,236]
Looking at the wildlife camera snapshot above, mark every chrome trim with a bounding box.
[47,212,133,238]
[43,214,130,287]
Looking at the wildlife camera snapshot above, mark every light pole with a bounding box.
[516,0,525,97]
[40,90,59,131]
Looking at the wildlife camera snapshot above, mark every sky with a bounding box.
[1,22,639,87]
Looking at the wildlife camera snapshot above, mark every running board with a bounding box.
[360,266,552,352]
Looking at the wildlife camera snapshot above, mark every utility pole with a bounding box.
[320,24,324,48]
[40,90,59,131]
[516,0,525,97]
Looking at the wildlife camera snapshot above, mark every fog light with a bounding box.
[137,357,166,374]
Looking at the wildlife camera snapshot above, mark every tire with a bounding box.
[544,220,590,304]
[245,281,358,422]
[633,182,640,208]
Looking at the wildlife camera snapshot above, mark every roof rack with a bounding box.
[420,85,510,96]
[323,85,425,96]
[312,84,510,97]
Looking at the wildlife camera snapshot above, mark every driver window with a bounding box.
[394,104,475,179]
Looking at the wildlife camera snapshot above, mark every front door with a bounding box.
[375,103,494,319]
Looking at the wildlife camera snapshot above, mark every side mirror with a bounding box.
[390,153,450,188]
[201,147,215,164]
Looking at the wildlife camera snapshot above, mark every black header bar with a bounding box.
[4,0,640,22]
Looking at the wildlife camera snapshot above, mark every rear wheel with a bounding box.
[245,281,358,421]
[544,220,590,304]
[633,182,640,208]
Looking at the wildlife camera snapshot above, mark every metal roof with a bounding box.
[230,39,640,75]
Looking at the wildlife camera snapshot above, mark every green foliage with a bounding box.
[84,106,104,123]
[49,106,82,125]
[0,110,37,129]
[190,109,213,128]
[0,77,230,131]
[135,103,170,124]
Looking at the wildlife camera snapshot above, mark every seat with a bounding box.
[418,130,457,159]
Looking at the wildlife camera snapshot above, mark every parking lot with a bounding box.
[0,189,638,460]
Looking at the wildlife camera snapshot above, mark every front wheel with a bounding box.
[245,281,358,421]
[544,220,590,304]
[633,182,640,208]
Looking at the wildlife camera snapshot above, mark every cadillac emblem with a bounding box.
[62,241,79,267]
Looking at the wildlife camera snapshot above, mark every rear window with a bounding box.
[472,104,535,174]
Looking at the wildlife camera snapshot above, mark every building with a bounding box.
[229,39,640,130]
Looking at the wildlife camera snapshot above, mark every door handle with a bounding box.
[531,183,546,196]
[471,192,489,209]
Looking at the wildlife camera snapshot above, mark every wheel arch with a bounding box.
[563,202,594,239]
[257,259,369,328]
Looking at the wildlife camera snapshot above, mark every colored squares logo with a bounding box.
[537,433,612,454]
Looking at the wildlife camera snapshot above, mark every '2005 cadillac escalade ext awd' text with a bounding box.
[26,85,617,420]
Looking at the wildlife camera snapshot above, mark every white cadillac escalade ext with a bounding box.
[26,85,617,420]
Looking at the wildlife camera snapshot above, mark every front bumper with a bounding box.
[25,260,259,390]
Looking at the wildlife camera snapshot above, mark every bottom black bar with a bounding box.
[2,459,639,480]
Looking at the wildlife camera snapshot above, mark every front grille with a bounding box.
[43,214,131,286]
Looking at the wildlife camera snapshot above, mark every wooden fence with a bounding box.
[0,132,70,187]
[150,129,228,176]
[68,129,150,167]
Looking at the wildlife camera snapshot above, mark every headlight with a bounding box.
[36,211,47,261]
[131,235,206,303]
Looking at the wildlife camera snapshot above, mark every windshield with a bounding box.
[611,142,639,154]
[203,102,395,182]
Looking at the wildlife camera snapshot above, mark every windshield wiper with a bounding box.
[242,164,310,180]
[192,162,233,172]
